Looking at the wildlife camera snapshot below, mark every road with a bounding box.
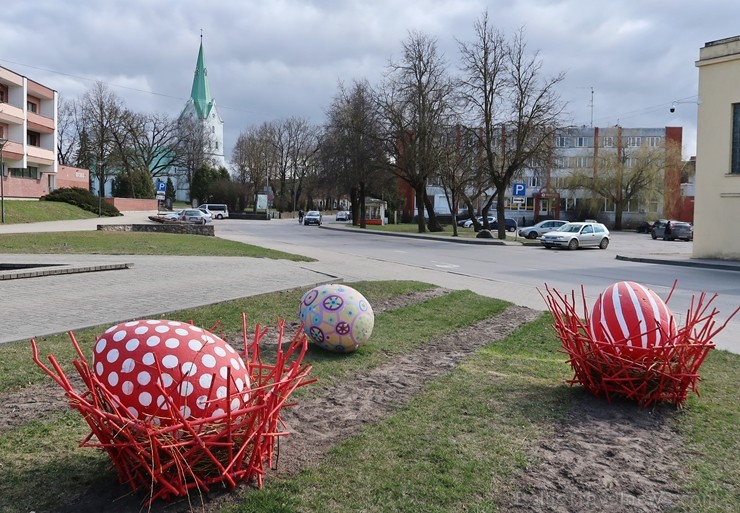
[216,218,740,353]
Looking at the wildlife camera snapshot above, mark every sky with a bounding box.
[2,0,738,162]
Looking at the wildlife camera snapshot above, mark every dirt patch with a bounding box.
[499,395,685,513]
[273,304,541,478]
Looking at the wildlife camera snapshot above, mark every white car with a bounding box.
[540,222,610,250]
[518,220,568,239]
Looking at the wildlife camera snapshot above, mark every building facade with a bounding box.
[0,66,58,198]
[694,35,740,259]
[400,125,682,228]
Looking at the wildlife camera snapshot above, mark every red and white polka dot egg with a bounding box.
[589,281,678,360]
[92,320,250,426]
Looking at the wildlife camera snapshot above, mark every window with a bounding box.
[575,136,591,147]
[732,104,740,174]
[627,136,642,147]
[555,136,570,147]
[553,157,565,168]
[526,176,541,188]
[27,100,37,113]
[9,167,40,179]
[572,156,592,168]
[27,131,40,146]
[647,136,662,147]
[602,136,614,148]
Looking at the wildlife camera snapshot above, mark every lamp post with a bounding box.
[0,137,7,224]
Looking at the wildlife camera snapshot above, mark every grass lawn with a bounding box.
[0,199,99,224]
[0,282,736,513]
[0,230,315,259]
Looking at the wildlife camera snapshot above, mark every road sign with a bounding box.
[156,181,166,192]
[512,183,526,196]
[156,191,166,200]
[512,197,525,204]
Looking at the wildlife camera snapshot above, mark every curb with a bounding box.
[615,255,740,272]
[0,262,133,280]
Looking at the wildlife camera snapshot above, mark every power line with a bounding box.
[0,57,260,115]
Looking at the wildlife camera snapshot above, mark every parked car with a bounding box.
[336,211,351,221]
[198,207,213,221]
[462,216,494,228]
[178,208,212,224]
[490,217,518,233]
[518,219,568,239]
[198,203,229,219]
[162,209,183,220]
[304,210,322,226]
[651,219,693,241]
[540,221,610,250]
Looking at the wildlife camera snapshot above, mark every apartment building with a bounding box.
[694,35,740,259]
[520,125,683,228]
[0,65,58,199]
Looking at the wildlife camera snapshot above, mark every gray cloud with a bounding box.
[3,0,737,160]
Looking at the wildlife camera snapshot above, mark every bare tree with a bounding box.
[126,112,184,179]
[231,122,277,212]
[459,14,566,238]
[268,117,319,212]
[78,81,125,197]
[322,80,387,227]
[377,31,456,233]
[176,112,215,202]
[437,125,483,236]
[56,96,80,166]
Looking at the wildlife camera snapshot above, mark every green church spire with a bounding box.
[190,35,213,119]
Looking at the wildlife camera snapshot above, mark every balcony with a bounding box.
[27,145,55,166]
[0,103,24,125]
[27,111,55,133]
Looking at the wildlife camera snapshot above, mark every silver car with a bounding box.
[518,219,568,239]
[540,222,610,250]
[178,209,212,224]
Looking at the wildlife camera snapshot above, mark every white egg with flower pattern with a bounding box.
[92,320,250,425]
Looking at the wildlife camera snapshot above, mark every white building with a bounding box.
[694,35,740,259]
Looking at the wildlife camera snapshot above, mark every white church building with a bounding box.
[171,36,226,201]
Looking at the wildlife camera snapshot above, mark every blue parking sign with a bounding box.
[156,181,166,192]
[512,183,526,196]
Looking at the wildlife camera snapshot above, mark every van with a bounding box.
[198,204,229,219]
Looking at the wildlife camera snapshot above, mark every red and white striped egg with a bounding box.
[92,320,250,425]
[589,281,678,359]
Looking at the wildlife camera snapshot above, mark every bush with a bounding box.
[40,187,122,217]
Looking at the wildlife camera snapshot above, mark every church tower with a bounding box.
[180,35,226,169]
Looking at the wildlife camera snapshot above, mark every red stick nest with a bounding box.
[31,314,315,505]
[542,284,738,407]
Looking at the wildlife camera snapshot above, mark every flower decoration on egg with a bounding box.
[299,283,374,352]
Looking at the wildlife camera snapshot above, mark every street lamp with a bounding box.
[0,137,7,224]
